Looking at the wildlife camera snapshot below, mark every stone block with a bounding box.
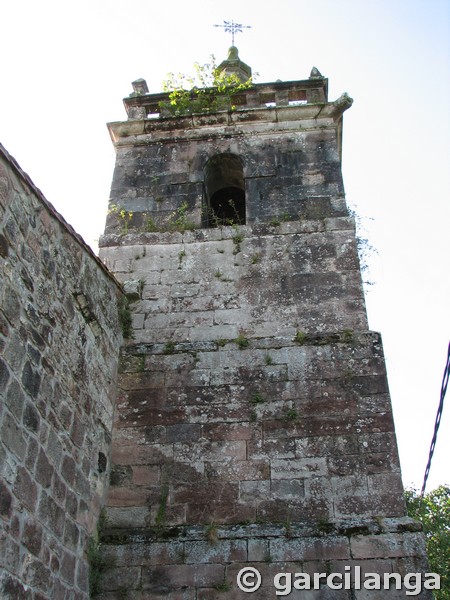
[105,506,150,528]
[38,491,66,537]
[60,551,76,585]
[2,411,27,460]
[271,479,305,499]
[63,518,80,549]
[107,486,150,508]
[270,537,351,562]
[21,360,41,398]
[239,480,270,503]
[205,460,270,482]
[0,535,20,572]
[112,444,174,466]
[132,465,161,486]
[271,458,327,480]
[0,479,13,518]
[142,563,225,591]
[23,556,52,594]
[184,540,247,564]
[99,566,142,592]
[350,532,426,560]
[174,440,247,463]
[5,379,25,421]
[0,570,33,599]
[23,518,43,556]
[13,466,37,511]
[35,448,54,488]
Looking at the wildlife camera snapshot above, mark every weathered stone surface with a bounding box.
[0,61,432,598]
[0,145,122,598]
[94,66,430,596]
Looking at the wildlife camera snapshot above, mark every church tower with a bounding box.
[97,49,431,598]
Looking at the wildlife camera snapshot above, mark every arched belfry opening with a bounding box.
[203,153,246,227]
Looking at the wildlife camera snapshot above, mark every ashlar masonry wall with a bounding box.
[0,145,123,599]
[97,224,431,599]
[94,74,432,597]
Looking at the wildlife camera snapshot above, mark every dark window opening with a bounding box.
[98,452,107,474]
[209,187,246,227]
[203,154,246,227]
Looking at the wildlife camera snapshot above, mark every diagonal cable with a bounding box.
[421,341,450,496]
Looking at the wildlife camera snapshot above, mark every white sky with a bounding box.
[1,0,449,493]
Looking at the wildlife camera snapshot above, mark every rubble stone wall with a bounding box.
[0,146,123,599]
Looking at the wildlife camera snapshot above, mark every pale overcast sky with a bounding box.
[1,0,449,492]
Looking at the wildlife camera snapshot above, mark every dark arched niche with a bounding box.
[203,154,246,227]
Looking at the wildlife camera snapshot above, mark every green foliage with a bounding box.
[405,486,450,598]
[284,408,299,421]
[294,330,307,345]
[178,248,186,269]
[160,56,253,116]
[144,214,158,232]
[251,392,264,405]
[205,523,218,545]
[284,517,293,539]
[168,201,195,232]
[341,329,354,343]
[235,333,249,350]
[232,226,244,254]
[214,580,231,592]
[109,203,133,234]
[88,510,114,597]
[156,485,169,527]
[164,341,176,355]
[265,354,274,365]
[118,296,133,339]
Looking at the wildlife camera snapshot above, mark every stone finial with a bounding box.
[217,46,252,83]
[309,67,323,79]
[130,78,149,96]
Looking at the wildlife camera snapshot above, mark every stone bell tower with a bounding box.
[97,49,431,598]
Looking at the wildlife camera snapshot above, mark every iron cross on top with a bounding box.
[214,20,252,45]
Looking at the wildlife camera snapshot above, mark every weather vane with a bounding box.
[214,20,252,46]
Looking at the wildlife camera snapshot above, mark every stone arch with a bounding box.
[203,153,246,227]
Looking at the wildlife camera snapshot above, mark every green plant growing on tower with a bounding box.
[144,214,158,232]
[214,580,231,592]
[118,296,133,339]
[109,204,133,234]
[159,56,254,117]
[205,523,218,545]
[232,226,244,254]
[235,333,249,350]
[164,341,176,355]
[168,201,195,232]
[178,248,186,268]
[251,392,265,405]
[294,330,307,345]
[155,484,169,528]
[88,509,115,597]
[284,408,299,421]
